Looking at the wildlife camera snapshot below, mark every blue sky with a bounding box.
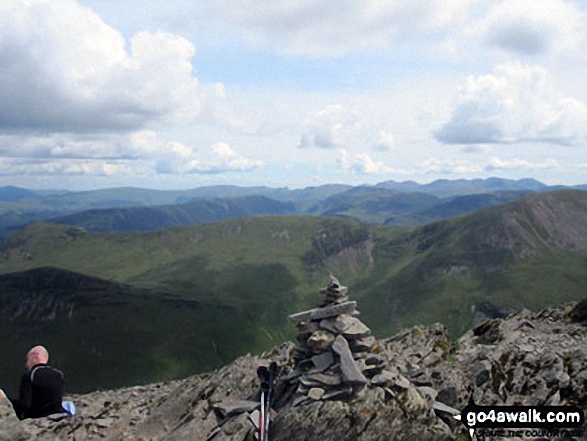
[0,0,586,190]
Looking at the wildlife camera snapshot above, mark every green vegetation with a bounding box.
[0,190,586,394]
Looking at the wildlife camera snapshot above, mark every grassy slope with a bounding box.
[48,196,296,233]
[0,268,257,396]
[1,190,586,392]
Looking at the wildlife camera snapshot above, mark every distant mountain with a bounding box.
[384,190,532,225]
[377,177,549,197]
[0,184,351,234]
[305,186,440,224]
[0,186,38,202]
[2,178,587,236]
[1,190,586,393]
[50,195,296,232]
[43,186,544,233]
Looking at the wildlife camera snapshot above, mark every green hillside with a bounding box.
[0,268,260,396]
[49,195,296,232]
[1,190,586,393]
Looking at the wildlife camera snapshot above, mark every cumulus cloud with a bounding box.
[187,142,263,174]
[298,104,398,153]
[0,157,132,177]
[338,149,407,175]
[484,157,558,171]
[479,0,585,56]
[0,0,210,133]
[374,131,395,151]
[420,157,558,175]
[0,131,263,177]
[434,63,587,146]
[299,105,360,149]
[212,0,472,57]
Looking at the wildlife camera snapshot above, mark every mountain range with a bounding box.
[0,188,586,395]
[1,177,585,235]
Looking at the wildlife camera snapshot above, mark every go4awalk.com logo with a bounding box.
[453,397,585,439]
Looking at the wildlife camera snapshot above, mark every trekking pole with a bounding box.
[257,366,269,441]
[264,362,277,439]
[257,362,277,441]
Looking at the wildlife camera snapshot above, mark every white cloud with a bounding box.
[422,158,483,175]
[299,105,359,149]
[338,149,408,175]
[212,0,472,57]
[298,104,399,154]
[420,156,559,175]
[479,0,585,56]
[0,131,263,177]
[374,131,395,151]
[187,142,263,174]
[435,63,587,146]
[0,0,213,133]
[484,157,558,171]
[0,158,132,177]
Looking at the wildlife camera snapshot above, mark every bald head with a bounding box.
[25,346,49,370]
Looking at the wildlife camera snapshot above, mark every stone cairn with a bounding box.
[284,275,386,405]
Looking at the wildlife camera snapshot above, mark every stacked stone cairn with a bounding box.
[285,275,386,405]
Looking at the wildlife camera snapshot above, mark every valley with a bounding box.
[0,188,586,394]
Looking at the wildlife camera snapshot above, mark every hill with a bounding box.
[1,300,586,440]
[0,190,586,393]
[0,177,583,236]
[49,195,296,232]
[304,186,440,224]
[376,177,549,197]
[44,187,538,233]
[0,267,277,396]
[383,190,531,225]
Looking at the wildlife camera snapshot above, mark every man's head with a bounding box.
[25,346,49,370]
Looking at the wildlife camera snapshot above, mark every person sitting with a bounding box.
[0,345,68,420]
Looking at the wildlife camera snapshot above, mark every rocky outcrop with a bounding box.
[1,292,586,440]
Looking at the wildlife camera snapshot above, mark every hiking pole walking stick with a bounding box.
[257,362,277,441]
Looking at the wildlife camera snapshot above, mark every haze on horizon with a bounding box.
[1,0,586,191]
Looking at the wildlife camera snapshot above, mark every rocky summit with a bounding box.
[1,281,586,441]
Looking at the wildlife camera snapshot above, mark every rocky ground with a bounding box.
[1,298,586,441]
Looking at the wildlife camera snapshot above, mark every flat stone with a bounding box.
[418,386,438,402]
[371,370,396,387]
[248,410,260,429]
[349,336,376,352]
[292,395,310,407]
[288,301,357,323]
[392,374,411,390]
[311,351,334,371]
[212,400,258,419]
[305,373,342,387]
[322,385,353,401]
[308,388,325,400]
[297,321,320,339]
[332,335,368,385]
[320,315,370,337]
[306,330,335,352]
[342,318,371,338]
[432,400,460,416]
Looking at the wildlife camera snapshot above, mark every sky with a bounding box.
[0,0,586,190]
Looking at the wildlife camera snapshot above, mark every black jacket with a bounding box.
[9,364,66,420]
